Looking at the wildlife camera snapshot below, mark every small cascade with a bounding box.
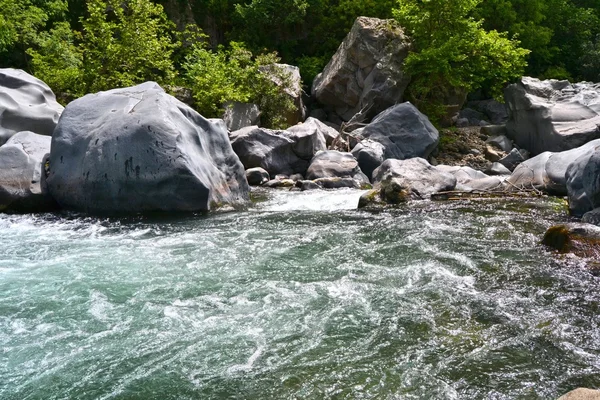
[253,188,368,212]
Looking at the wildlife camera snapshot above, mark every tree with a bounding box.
[393,0,529,120]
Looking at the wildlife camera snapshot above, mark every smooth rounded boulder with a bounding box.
[0,131,56,212]
[306,150,370,185]
[0,69,64,145]
[46,82,249,214]
[566,143,600,217]
[354,102,439,163]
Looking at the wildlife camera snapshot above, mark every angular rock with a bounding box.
[223,102,261,131]
[566,143,600,216]
[0,131,56,212]
[480,124,508,138]
[436,165,503,191]
[312,17,411,122]
[466,99,509,125]
[230,126,308,177]
[0,69,64,145]
[246,167,270,186]
[355,102,438,162]
[486,162,512,176]
[306,150,369,184]
[504,77,600,155]
[260,63,306,126]
[372,158,456,200]
[46,82,249,214]
[508,139,600,194]
[498,148,526,171]
[486,135,513,153]
[283,118,329,159]
[351,139,385,181]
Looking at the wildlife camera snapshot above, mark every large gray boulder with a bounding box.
[223,102,260,131]
[312,17,411,122]
[306,150,369,184]
[566,143,600,216]
[373,158,456,200]
[436,165,504,192]
[0,131,56,212]
[504,77,600,155]
[351,139,385,180]
[0,69,64,145]
[46,82,249,214]
[353,102,439,166]
[230,121,327,177]
[507,139,600,194]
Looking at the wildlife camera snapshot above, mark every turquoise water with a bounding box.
[1,190,599,399]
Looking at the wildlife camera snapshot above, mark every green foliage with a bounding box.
[182,42,296,128]
[393,0,529,121]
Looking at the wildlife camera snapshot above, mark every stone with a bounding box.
[480,124,508,138]
[508,139,600,194]
[46,82,249,214]
[372,158,456,200]
[498,148,526,171]
[466,99,509,125]
[246,167,270,186]
[566,143,600,216]
[299,180,321,191]
[314,177,367,189]
[583,208,600,226]
[355,102,439,162]
[260,63,306,127]
[557,388,600,400]
[0,131,57,212]
[0,69,64,145]
[312,17,411,122]
[457,108,487,126]
[486,135,513,153]
[350,139,385,181]
[504,77,600,155]
[486,162,512,176]
[484,145,503,162]
[283,117,330,158]
[437,165,504,191]
[223,102,261,131]
[306,150,370,184]
[263,178,295,188]
[230,126,308,177]
[542,224,600,259]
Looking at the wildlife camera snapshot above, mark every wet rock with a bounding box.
[314,177,368,189]
[306,150,370,184]
[504,77,600,155]
[542,223,600,259]
[0,69,64,145]
[312,17,411,122]
[263,178,295,188]
[223,102,260,131]
[354,102,439,162]
[372,158,456,200]
[0,131,57,212]
[47,82,249,214]
[246,167,270,186]
[299,180,321,191]
[566,143,600,216]
[351,139,385,181]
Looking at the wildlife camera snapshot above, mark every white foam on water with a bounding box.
[255,188,368,212]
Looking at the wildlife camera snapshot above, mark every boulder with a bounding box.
[542,223,600,259]
[466,99,509,125]
[246,167,270,186]
[566,143,600,216]
[353,102,439,162]
[557,388,600,400]
[311,17,411,122]
[457,108,487,127]
[283,118,329,158]
[46,82,249,214]
[583,208,600,226]
[0,69,64,145]
[350,139,385,181]
[480,124,508,138]
[223,102,261,131]
[508,139,600,194]
[498,148,526,171]
[230,126,309,177]
[436,165,504,192]
[306,150,370,184]
[486,135,513,153]
[0,131,57,212]
[372,158,456,200]
[504,77,600,155]
[486,162,512,176]
[260,63,306,126]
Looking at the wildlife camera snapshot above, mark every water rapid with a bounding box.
[1,189,599,399]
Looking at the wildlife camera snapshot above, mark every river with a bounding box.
[1,189,599,399]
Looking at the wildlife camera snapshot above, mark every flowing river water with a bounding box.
[1,189,599,399]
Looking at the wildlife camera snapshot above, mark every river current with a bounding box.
[1,189,599,399]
